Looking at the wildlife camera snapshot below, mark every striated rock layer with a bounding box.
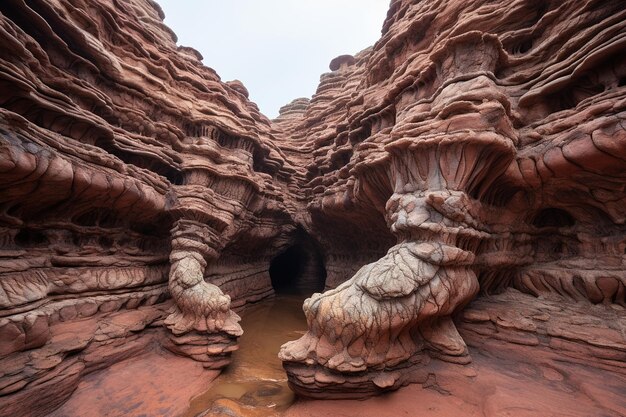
[0,0,302,415]
[0,0,625,414]
[277,0,626,399]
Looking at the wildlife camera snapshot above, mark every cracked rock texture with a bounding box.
[277,0,626,399]
[0,0,299,415]
[0,0,625,415]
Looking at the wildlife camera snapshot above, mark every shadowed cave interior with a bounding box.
[269,238,326,295]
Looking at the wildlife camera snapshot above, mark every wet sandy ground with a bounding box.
[182,294,308,416]
[48,293,626,417]
[48,351,219,417]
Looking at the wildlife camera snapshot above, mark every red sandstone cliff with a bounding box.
[0,0,625,415]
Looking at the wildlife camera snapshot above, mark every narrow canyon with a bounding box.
[0,0,625,416]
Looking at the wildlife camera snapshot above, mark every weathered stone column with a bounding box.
[163,151,246,369]
[163,218,242,369]
[278,151,495,397]
[280,33,517,398]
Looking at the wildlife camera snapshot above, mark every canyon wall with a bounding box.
[0,0,625,414]
[0,0,304,415]
[277,0,626,398]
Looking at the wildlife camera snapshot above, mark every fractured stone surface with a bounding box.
[0,0,625,414]
[276,0,626,398]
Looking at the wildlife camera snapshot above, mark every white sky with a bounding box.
[156,1,390,118]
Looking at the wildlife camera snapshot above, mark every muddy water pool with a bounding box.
[181,294,308,416]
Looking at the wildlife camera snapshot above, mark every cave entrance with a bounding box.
[269,240,326,295]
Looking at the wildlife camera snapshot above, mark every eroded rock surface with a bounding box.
[285,294,626,417]
[277,0,626,398]
[0,0,299,415]
[0,0,625,414]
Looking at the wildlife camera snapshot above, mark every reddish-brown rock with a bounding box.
[0,0,299,414]
[0,0,625,415]
[277,0,626,398]
[283,289,626,416]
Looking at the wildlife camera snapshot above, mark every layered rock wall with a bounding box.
[0,0,625,414]
[278,0,626,397]
[0,0,301,414]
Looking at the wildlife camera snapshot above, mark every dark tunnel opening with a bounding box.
[269,241,326,296]
[532,207,576,228]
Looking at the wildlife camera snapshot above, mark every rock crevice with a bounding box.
[0,0,625,413]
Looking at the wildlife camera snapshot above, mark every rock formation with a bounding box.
[277,0,626,398]
[0,0,299,414]
[0,0,625,415]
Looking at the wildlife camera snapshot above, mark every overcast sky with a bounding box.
[156,1,390,118]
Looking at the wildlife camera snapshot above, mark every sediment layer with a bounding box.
[0,0,625,413]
